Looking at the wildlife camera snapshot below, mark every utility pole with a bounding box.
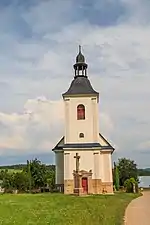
[27,160,32,193]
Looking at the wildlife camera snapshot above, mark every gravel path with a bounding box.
[124,191,150,225]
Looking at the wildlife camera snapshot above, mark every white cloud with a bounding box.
[0,97,64,154]
[138,141,150,152]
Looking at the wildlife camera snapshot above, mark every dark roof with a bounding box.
[99,133,114,149]
[52,133,114,152]
[62,76,99,97]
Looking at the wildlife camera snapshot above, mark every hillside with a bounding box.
[0,164,55,171]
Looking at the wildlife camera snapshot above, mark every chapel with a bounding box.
[52,46,115,195]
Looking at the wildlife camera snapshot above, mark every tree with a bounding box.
[46,170,55,190]
[124,177,138,193]
[0,159,55,193]
[24,158,50,189]
[117,158,138,186]
[1,170,14,192]
[13,172,29,192]
[27,160,32,192]
[114,163,120,191]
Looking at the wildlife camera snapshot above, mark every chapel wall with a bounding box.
[64,150,94,180]
[101,152,113,183]
[55,152,64,184]
[64,150,104,180]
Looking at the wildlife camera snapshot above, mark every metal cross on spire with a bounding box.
[79,45,81,53]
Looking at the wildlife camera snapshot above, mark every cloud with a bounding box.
[0,97,63,154]
[138,141,150,152]
[119,0,150,25]
[0,0,149,167]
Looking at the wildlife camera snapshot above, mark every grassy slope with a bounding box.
[0,193,139,225]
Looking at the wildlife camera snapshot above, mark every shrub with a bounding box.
[124,177,138,193]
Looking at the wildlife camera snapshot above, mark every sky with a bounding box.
[0,0,149,168]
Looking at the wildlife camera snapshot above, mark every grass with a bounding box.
[0,193,139,225]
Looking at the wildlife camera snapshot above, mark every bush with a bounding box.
[124,177,138,193]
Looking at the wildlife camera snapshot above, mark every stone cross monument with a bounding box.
[74,153,80,173]
[73,153,82,195]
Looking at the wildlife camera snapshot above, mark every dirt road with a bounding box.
[124,192,150,225]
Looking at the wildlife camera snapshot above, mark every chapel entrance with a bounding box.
[73,153,92,196]
[82,177,88,193]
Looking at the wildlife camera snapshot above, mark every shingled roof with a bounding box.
[62,76,99,97]
[52,133,114,152]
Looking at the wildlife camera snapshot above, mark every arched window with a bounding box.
[77,104,85,120]
[79,133,84,138]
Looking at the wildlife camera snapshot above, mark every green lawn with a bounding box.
[0,193,139,225]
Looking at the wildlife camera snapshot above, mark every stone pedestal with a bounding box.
[64,179,74,194]
[73,188,83,196]
[73,171,82,196]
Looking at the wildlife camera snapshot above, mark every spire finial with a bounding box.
[79,45,81,53]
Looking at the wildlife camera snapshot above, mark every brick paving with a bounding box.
[124,191,150,225]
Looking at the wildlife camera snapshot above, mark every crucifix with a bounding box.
[74,153,80,173]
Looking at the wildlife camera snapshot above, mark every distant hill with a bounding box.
[0,164,26,170]
[0,164,55,171]
[138,168,150,176]
[144,168,150,171]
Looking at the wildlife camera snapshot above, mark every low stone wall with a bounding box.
[64,179,74,194]
[92,179,102,194]
[102,182,113,194]
[63,179,113,195]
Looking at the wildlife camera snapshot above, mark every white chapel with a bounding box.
[52,46,115,195]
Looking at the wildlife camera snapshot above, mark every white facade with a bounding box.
[64,96,99,144]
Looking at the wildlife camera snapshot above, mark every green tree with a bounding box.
[114,164,120,191]
[0,159,55,193]
[13,172,29,192]
[117,158,138,186]
[24,158,48,189]
[46,169,55,190]
[124,177,138,193]
[27,160,32,192]
[2,170,14,192]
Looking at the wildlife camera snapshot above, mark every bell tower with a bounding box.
[74,45,88,77]
[53,46,115,195]
[62,46,100,144]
